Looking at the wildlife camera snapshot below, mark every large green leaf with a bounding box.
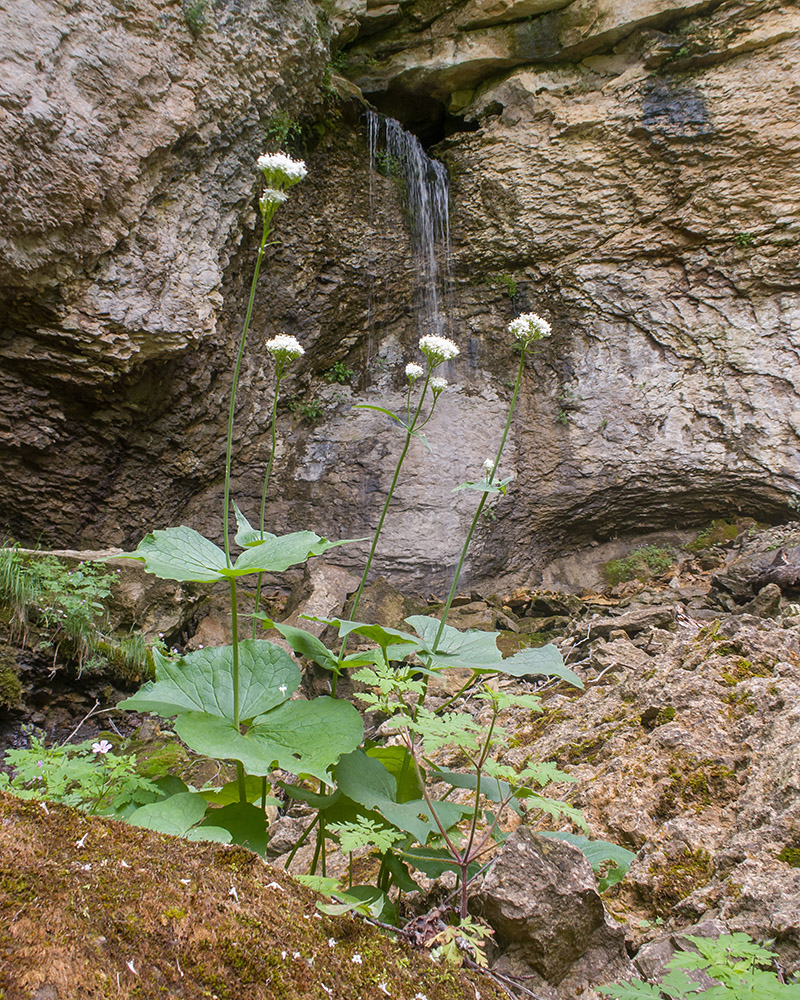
[201,776,279,808]
[258,618,340,673]
[366,745,423,803]
[500,645,583,688]
[118,640,299,723]
[203,802,268,857]
[399,846,482,880]
[333,750,466,844]
[432,766,523,816]
[542,832,635,891]
[406,615,504,672]
[128,791,232,845]
[175,697,364,783]
[232,532,333,574]
[118,526,228,582]
[308,616,421,652]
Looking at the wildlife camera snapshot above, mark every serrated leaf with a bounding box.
[306,616,421,652]
[175,697,364,783]
[118,640,299,723]
[432,767,523,816]
[185,825,234,844]
[500,645,583,689]
[231,532,333,575]
[117,526,228,582]
[333,750,467,843]
[295,874,342,894]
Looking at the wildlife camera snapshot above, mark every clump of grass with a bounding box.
[0,546,151,678]
[603,545,676,586]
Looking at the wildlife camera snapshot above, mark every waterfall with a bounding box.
[367,111,451,341]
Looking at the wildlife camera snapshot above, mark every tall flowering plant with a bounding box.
[115,153,364,849]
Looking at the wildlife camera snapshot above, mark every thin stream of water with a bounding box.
[367,111,452,342]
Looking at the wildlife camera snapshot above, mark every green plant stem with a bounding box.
[229,579,247,804]
[284,813,319,869]
[222,220,270,568]
[331,371,432,696]
[432,349,526,653]
[252,369,284,638]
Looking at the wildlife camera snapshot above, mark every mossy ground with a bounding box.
[0,793,503,1000]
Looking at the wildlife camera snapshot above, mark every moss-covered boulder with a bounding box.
[0,793,502,1000]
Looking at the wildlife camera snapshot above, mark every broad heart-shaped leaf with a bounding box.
[500,645,584,688]
[333,750,467,844]
[201,776,279,808]
[406,614,504,672]
[118,526,228,582]
[232,531,332,574]
[257,617,340,673]
[366,745,423,803]
[175,697,364,783]
[202,802,268,857]
[128,791,231,844]
[118,640,299,723]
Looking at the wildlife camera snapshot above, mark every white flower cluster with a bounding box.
[260,187,288,211]
[266,334,304,367]
[418,334,459,366]
[430,376,448,393]
[405,362,424,381]
[257,152,308,188]
[508,312,552,345]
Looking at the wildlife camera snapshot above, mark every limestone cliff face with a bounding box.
[2,0,799,592]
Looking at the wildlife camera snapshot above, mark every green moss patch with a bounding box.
[0,792,502,1000]
[649,847,714,917]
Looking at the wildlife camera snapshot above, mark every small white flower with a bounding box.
[328,937,336,948]
[430,376,447,392]
[92,740,113,755]
[257,152,308,188]
[378,984,390,995]
[292,951,301,959]
[351,953,362,964]
[418,335,459,365]
[483,458,495,475]
[279,684,288,696]
[260,187,288,212]
[405,362,424,381]
[265,334,304,368]
[507,312,552,345]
